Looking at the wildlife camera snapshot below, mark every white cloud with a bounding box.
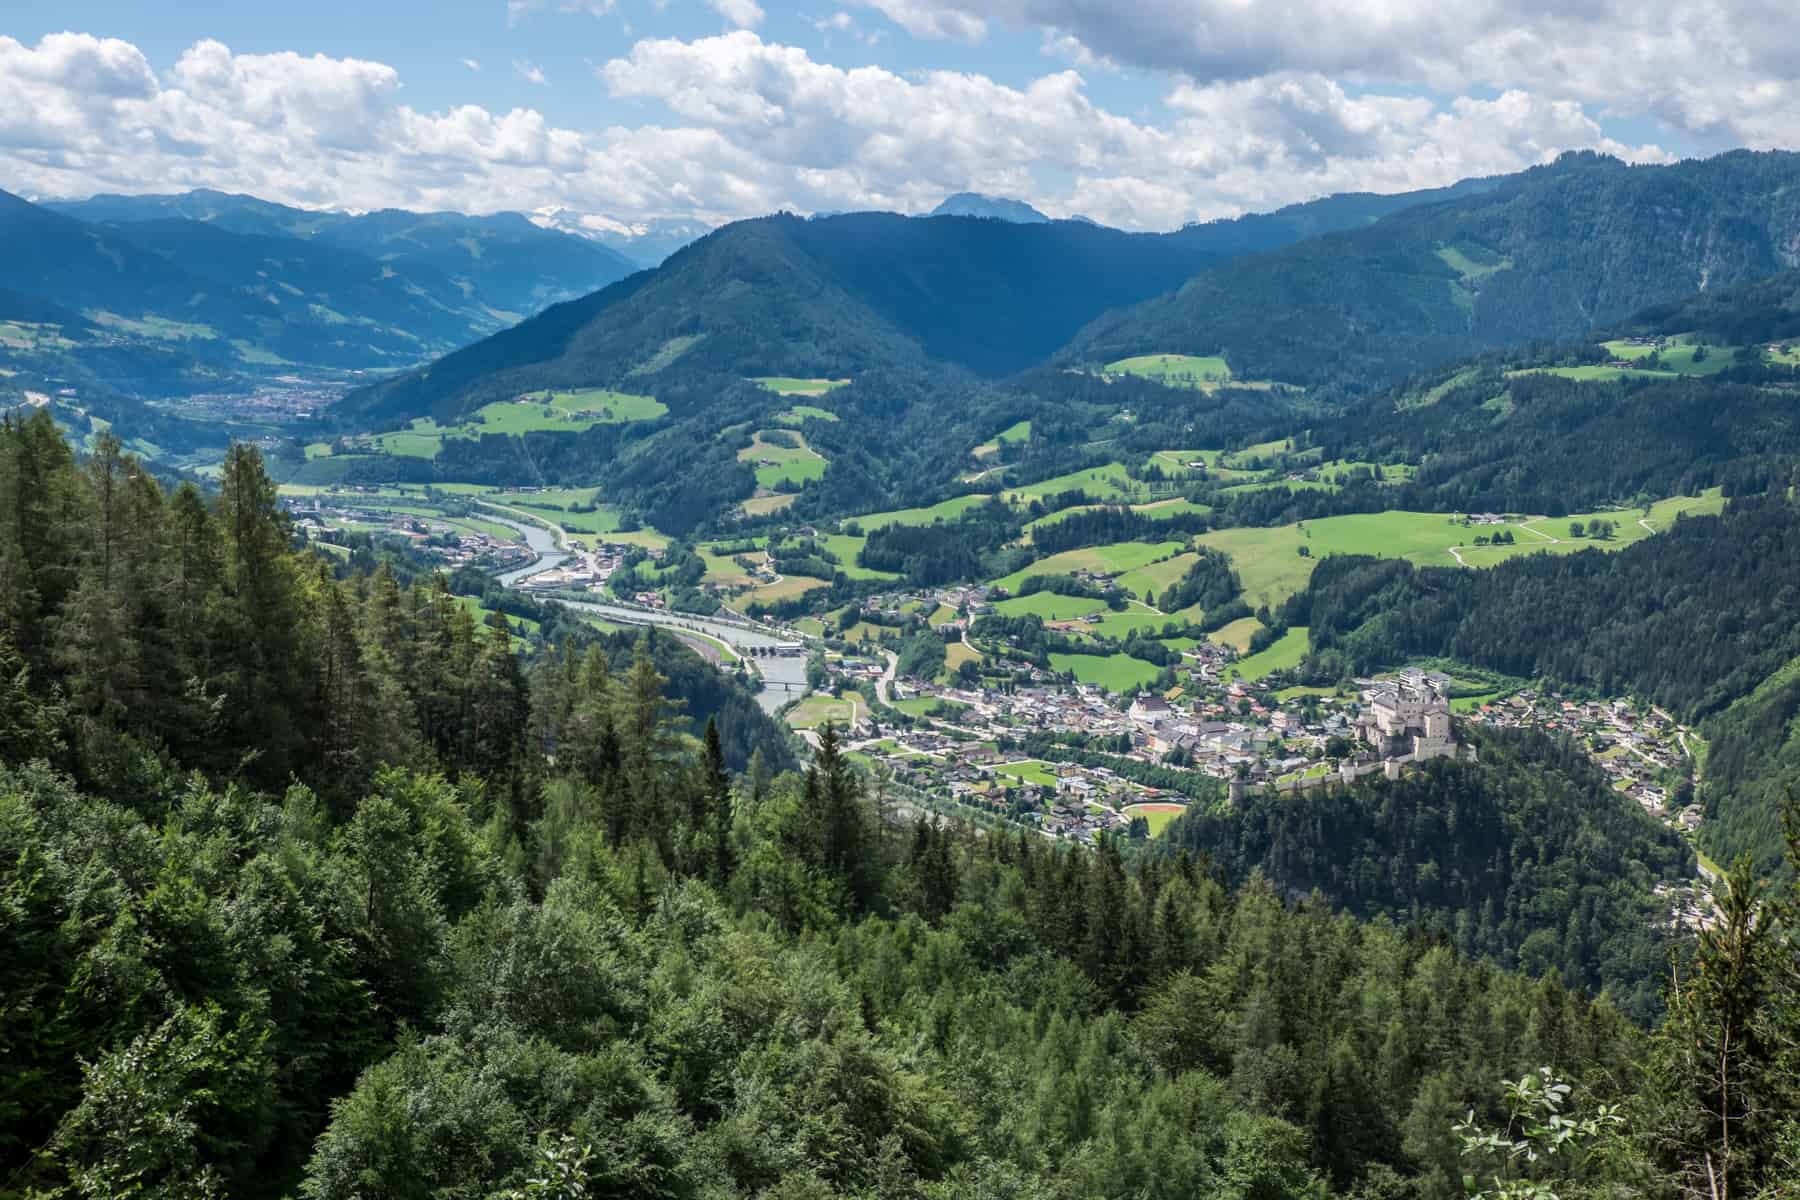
[840,0,1800,149]
[707,0,765,29]
[514,59,549,85]
[850,0,987,42]
[462,58,482,71]
[0,29,1678,234]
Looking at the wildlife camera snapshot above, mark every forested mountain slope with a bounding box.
[332,177,1501,433]
[4,411,1797,1200]
[1069,150,1800,397]
[1164,728,1692,1018]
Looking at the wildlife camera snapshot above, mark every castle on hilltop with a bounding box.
[1228,671,1469,804]
[1356,673,1457,763]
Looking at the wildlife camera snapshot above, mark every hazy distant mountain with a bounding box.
[928,193,1052,223]
[1069,150,1800,395]
[528,208,716,268]
[49,190,637,319]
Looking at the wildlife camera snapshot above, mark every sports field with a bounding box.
[1122,802,1186,836]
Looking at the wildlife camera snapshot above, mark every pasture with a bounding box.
[739,430,827,489]
[1002,463,1138,503]
[854,494,992,529]
[1105,353,1232,388]
[992,592,1109,620]
[992,541,1187,594]
[973,419,1033,458]
[1224,627,1309,682]
[820,533,902,581]
[1048,651,1162,692]
[742,493,798,517]
[1114,552,1200,601]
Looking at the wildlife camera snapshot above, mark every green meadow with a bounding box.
[991,541,1187,595]
[753,377,850,396]
[739,431,828,488]
[1105,353,1232,388]
[1225,627,1310,681]
[1048,651,1164,692]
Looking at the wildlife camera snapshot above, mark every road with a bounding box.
[484,509,813,714]
[875,650,899,705]
[557,599,810,715]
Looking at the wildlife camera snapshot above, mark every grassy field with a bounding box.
[699,549,759,588]
[854,494,992,529]
[992,592,1109,620]
[361,390,664,459]
[992,541,1186,594]
[1049,651,1162,692]
[785,692,865,730]
[891,696,963,718]
[1114,552,1200,601]
[1225,627,1309,681]
[944,641,983,673]
[1086,607,1195,640]
[973,419,1033,458]
[1122,802,1186,837]
[737,575,830,607]
[1192,505,1704,608]
[1454,491,1725,567]
[1514,365,1673,383]
[1002,463,1138,503]
[739,431,827,488]
[753,377,850,396]
[1211,616,1263,653]
[1105,353,1231,388]
[820,533,902,582]
[995,760,1058,788]
[742,493,798,517]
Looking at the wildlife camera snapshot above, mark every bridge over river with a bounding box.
[486,513,810,714]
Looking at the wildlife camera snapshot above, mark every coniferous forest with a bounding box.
[5,411,1800,1200]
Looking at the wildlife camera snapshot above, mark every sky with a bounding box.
[1,1,1793,233]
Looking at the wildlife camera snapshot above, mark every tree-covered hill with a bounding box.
[1163,728,1693,1018]
[1068,150,1800,397]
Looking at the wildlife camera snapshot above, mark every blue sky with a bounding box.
[0,2,1784,232]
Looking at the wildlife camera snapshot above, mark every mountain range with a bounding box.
[333,174,1508,431]
[0,187,640,404]
[1069,150,1800,395]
